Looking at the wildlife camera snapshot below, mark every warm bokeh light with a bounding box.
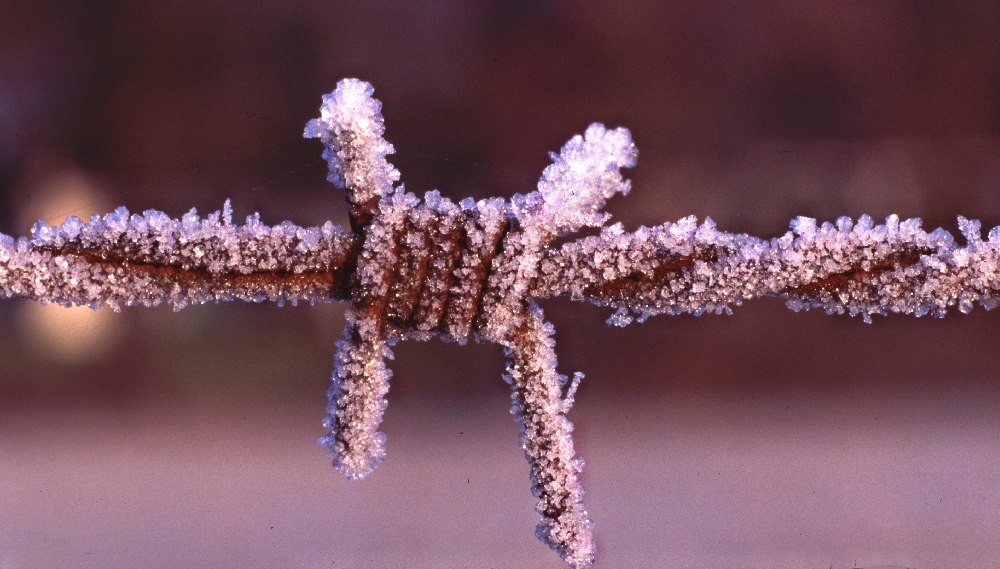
[12,161,123,363]
[18,303,122,364]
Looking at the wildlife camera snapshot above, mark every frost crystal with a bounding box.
[304,78,400,219]
[319,309,393,480]
[303,80,604,566]
[534,211,1000,326]
[501,302,593,568]
[525,123,636,235]
[3,78,999,569]
[0,200,356,311]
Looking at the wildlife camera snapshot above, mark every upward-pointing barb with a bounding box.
[519,122,637,237]
[304,78,401,229]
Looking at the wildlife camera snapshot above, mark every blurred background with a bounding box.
[1,2,999,568]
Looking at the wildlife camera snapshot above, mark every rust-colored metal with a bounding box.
[581,250,719,303]
[580,246,930,305]
[411,213,464,331]
[38,245,358,302]
[782,248,927,296]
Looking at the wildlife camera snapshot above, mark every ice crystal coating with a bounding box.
[302,81,603,566]
[0,201,357,311]
[480,123,638,345]
[304,78,400,213]
[319,309,393,480]
[4,78,1000,569]
[533,212,1000,325]
[501,302,593,568]
[523,123,636,235]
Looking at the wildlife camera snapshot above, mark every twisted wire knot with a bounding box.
[353,190,510,344]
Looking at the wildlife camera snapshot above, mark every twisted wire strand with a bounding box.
[0,203,358,310]
[537,213,1000,325]
[7,206,996,327]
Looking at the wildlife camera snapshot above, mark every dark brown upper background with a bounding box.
[2,1,999,405]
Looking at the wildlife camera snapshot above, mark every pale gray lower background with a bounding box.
[3,385,997,569]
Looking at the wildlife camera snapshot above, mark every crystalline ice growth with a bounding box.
[304,78,400,208]
[500,302,593,569]
[319,310,393,480]
[8,77,1000,569]
[531,212,1000,325]
[520,122,637,237]
[0,202,356,310]
[482,124,637,342]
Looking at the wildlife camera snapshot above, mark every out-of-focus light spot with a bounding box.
[18,303,122,363]
[13,157,122,364]
[17,164,111,229]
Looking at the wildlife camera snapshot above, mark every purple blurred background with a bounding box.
[2,2,999,568]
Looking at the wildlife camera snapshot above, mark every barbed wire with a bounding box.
[2,79,997,569]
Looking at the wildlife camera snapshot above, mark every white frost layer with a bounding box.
[318,310,394,481]
[501,302,593,569]
[483,124,638,343]
[8,76,999,569]
[0,201,355,310]
[517,123,637,236]
[304,78,400,206]
[537,213,1000,325]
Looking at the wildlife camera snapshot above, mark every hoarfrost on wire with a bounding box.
[517,122,637,236]
[2,77,1000,569]
[304,77,400,208]
[1,201,355,311]
[534,208,1000,327]
[305,79,610,566]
